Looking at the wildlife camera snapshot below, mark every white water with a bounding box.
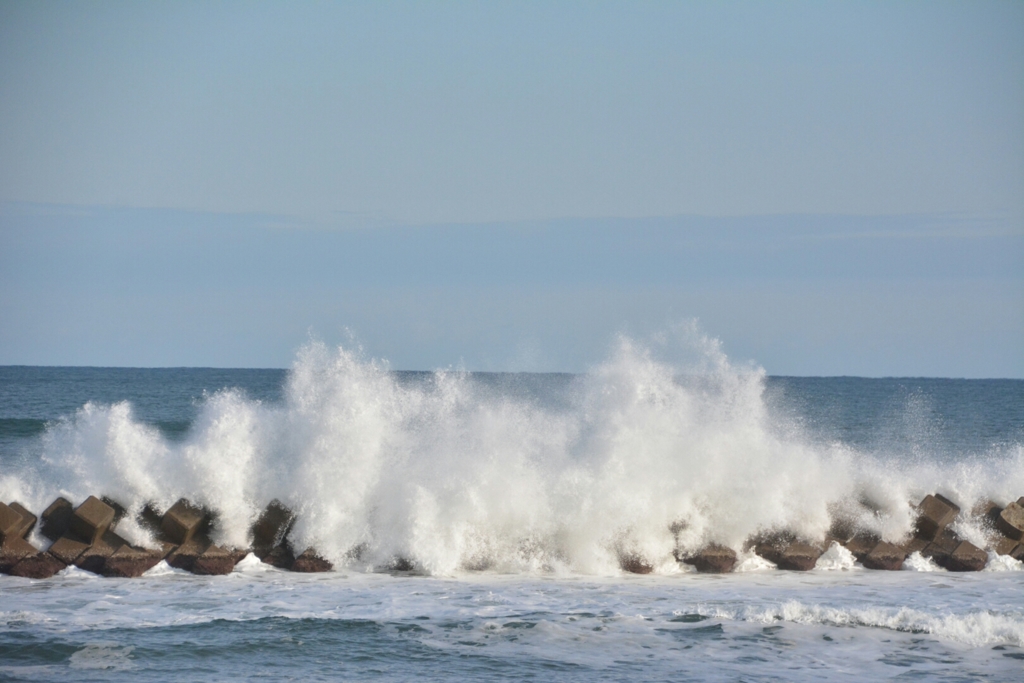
[3,333,1023,576]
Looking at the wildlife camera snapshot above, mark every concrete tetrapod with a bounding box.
[861,542,907,571]
[914,494,959,542]
[996,502,1024,541]
[0,503,24,544]
[40,497,74,541]
[69,496,116,546]
[681,545,738,573]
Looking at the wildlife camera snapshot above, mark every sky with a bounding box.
[1,1,1022,376]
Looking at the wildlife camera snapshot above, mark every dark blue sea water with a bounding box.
[1,349,1022,681]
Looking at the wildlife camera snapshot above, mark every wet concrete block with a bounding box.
[10,552,66,579]
[1010,544,1024,562]
[914,494,960,541]
[862,541,907,571]
[993,536,1019,556]
[166,539,205,572]
[752,540,783,565]
[681,545,737,573]
[922,528,961,567]
[70,496,116,545]
[139,502,163,531]
[754,538,822,571]
[943,541,988,572]
[0,503,24,543]
[7,503,37,539]
[899,537,929,556]
[996,502,1024,541]
[0,536,39,573]
[74,530,129,574]
[40,497,74,541]
[842,534,880,562]
[385,556,415,572]
[255,543,296,569]
[775,542,822,571]
[826,517,857,544]
[291,548,334,573]
[192,545,237,575]
[137,505,180,558]
[160,499,207,545]
[619,552,654,574]
[102,545,163,577]
[971,500,1002,525]
[47,535,90,564]
[251,500,296,550]
[100,497,127,526]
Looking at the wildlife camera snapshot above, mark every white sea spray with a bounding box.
[3,333,1022,575]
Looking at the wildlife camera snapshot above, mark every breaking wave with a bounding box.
[3,330,1023,575]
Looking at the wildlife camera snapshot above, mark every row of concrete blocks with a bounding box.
[627,493,1024,574]
[0,496,329,579]
[3,493,1024,578]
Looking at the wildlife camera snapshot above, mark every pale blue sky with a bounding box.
[1,2,1022,375]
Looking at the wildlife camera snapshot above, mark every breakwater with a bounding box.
[2,492,1022,578]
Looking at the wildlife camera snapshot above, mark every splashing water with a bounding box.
[4,332,1023,576]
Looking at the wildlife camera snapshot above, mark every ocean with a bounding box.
[1,339,1023,681]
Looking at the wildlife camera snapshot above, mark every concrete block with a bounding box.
[971,500,1002,525]
[40,497,74,541]
[10,552,66,579]
[74,530,128,574]
[160,499,207,545]
[191,545,236,575]
[166,539,206,572]
[102,545,163,578]
[843,534,880,562]
[226,548,250,565]
[914,494,959,541]
[7,502,36,539]
[47,535,90,564]
[944,541,988,572]
[900,537,929,556]
[826,516,857,544]
[100,497,127,526]
[680,545,737,573]
[775,542,822,571]
[993,536,1019,556]
[0,503,23,543]
[755,538,822,570]
[251,500,295,550]
[291,548,333,573]
[996,502,1024,541]
[922,528,961,567]
[862,541,906,571]
[139,503,164,534]
[69,496,115,545]
[618,552,653,574]
[259,544,296,569]
[386,557,415,572]
[0,536,40,573]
